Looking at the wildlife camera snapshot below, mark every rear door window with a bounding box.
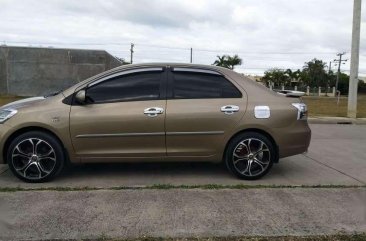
[172,71,242,99]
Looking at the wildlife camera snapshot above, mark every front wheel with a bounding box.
[7,131,65,183]
[225,132,275,180]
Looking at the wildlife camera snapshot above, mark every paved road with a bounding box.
[0,124,366,240]
[0,124,365,188]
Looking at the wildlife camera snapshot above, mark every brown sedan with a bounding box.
[0,63,311,182]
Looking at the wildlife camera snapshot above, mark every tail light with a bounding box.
[292,103,308,120]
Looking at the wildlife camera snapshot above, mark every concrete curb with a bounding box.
[308,117,366,125]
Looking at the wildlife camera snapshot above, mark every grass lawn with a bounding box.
[302,95,366,118]
[1,95,366,118]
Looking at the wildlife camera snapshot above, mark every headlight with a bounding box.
[0,109,18,124]
[292,103,307,120]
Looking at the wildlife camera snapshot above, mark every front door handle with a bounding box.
[221,105,240,115]
[144,107,164,117]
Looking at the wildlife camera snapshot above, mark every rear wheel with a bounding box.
[225,132,275,180]
[7,131,65,183]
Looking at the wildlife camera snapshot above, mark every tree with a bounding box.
[213,54,242,70]
[301,58,328,87]
[261,68,290,87]
[285,69,302,87]
[337,73,349,95]
[226,55,242,70]
[213,55,228,68]
[337,74,366,95]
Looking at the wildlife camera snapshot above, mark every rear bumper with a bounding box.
[274,120,311,158]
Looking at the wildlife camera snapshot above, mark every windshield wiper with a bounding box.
[44,90,61,98]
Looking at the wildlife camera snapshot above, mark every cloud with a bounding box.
[0,0,364,75]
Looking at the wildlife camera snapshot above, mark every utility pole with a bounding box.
[190,48,193,63]
[130,43,134,64]
[334,52,347,92]
[326,61,332,96]
[348,0,362,118]
[328,61,332,74]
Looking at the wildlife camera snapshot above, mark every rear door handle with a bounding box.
[221,105,240,115]
[144,107,164,117]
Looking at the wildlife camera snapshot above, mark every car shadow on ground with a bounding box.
[60,161,231,180]
[50,158,311,186]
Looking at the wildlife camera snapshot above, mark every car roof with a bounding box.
[80,62,233,85]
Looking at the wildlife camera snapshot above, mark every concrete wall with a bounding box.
[0,46,122,96]
[0,48,8,94]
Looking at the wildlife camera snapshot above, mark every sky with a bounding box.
[0,0,365,76]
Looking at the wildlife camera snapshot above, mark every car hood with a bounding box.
[1,96,46,110]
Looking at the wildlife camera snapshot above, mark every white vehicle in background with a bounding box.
[274,90,306,98]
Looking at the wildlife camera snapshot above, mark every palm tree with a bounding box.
[262,68,290,88]
[213,54,242,70]
[213,55,229,68]
[227,55,242,70]
[285,69,301,87]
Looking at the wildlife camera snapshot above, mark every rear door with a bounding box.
[69,67,167,162]
[165,67,246,159]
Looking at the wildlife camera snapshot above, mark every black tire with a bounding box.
[7,131,65,183]
[225,132,275,180]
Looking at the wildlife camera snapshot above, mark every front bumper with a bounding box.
[0,123,13,164]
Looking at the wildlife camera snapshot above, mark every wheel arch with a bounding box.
[223,128,279,163]
[2,126,69,164]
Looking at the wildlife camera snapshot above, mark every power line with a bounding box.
[193,48,338,55]
[3,41,366,75]
[2,40,348,55]
[137,43,190,50]
[2,40,131,46]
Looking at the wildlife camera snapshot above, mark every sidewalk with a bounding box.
[1,188,365,240]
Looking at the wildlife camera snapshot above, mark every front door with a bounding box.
[70,68,166,162]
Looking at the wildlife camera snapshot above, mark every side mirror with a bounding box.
[75,90,86,104]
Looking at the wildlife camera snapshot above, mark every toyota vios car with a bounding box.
[0,63,311,182]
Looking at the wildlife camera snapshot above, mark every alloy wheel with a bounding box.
[232,138,271,177]
[11,138,57,180]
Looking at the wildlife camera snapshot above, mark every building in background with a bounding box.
[245,75,263,82]
[0,46,122,96]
